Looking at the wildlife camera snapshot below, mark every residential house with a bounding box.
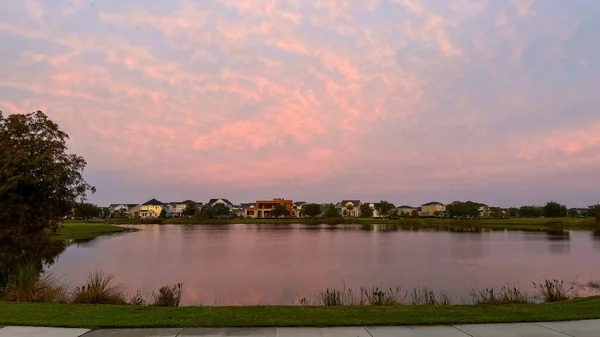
[293,201,307,217]
[246,198,293,218]
[363,202,380,218]
[168,200,203,218]
[139,198,167,218]
[339,200,361,217]
[478,204,491,217]
[398,205,418,216]
[108,204,137,217]
[127,204,142,218]
[421,202,446,217]
[206,198,234,217]
[235,203,254,218]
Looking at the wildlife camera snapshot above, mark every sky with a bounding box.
[1,0,599,207]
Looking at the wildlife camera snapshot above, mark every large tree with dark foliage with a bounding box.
[182,202,199,218]
[543,201,568,218]
[446,201,481,219]
[374,201,395,218]
[74,203,101,221]
[0,111,94,284]
[520,205,543,218]
[270,205,287,218]
[359,204,373,218]
[302,203,322,218]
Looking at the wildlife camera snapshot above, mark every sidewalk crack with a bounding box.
[452,325,475,337]
[534,323,575,337]
[363,326,374,337]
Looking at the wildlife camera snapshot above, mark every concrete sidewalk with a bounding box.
[0,320,598,336]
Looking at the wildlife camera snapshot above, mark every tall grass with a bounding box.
[588,281,600,290]
[71,271,127,304]
[2,265,67,303]
[151,283,182,307]
[410,287,450,305]
[470,286,529,304]
[533,278,573,302]
[360,286,403,306]
[319,288,345,306]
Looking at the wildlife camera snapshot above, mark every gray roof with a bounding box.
[142,198,164,206]
[398,205,416,209]
[208,198,233,206]
[341,200,361,206]
[422,202,444,206]
[294,201,307,207]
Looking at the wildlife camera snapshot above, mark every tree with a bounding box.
[99,207,110,219]
[182,203,198,218]
[324,204,339,218]
[389,208,399,219]
[446,201,481,219]
[543,201,567,218]
[346,204,354,217]
[359,204,373,218]
[508,207,519,218]
[374,201,395,218]
[211,203,231,218]
[74,203,101,221]
[159,208,167,219]
[410,210,419,218]
[270,205,287,218]
[568,208,579,218]
[1,110,94,284]
[520,205,543,218]
[587,204,600,222]
[193,208,206,222]
[303,203,322,218]
[490,207,504,219]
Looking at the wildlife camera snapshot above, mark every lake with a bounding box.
[50,224,600,305]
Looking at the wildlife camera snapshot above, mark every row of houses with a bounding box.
[108,198,453,219]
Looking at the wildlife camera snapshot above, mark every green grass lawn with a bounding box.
[1,297,600,329]
[54,222,129,241]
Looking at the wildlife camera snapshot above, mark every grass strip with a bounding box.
[1,297,600,329]
[54,223,129,241]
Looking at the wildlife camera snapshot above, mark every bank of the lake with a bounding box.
[105,217,599,231]
[55,222,130,241]
[2,297,600,329]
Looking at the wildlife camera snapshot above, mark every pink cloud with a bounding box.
[1,0,598,205]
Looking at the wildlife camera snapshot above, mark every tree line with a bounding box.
[447,200,600,220]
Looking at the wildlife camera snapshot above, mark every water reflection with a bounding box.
[35,224,600,305]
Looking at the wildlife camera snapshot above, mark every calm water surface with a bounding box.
[51,224,600,305]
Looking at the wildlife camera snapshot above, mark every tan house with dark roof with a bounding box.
[421,202,446,217]
[339,200,361,217]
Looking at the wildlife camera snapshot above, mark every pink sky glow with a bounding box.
[1,0,599,206]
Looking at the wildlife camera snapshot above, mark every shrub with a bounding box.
[2,264,67,303]
[151,283,182,307]
[71,271,126,304]
[533,278,572,302]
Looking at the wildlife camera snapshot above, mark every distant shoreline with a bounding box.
[95,217,600,231]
